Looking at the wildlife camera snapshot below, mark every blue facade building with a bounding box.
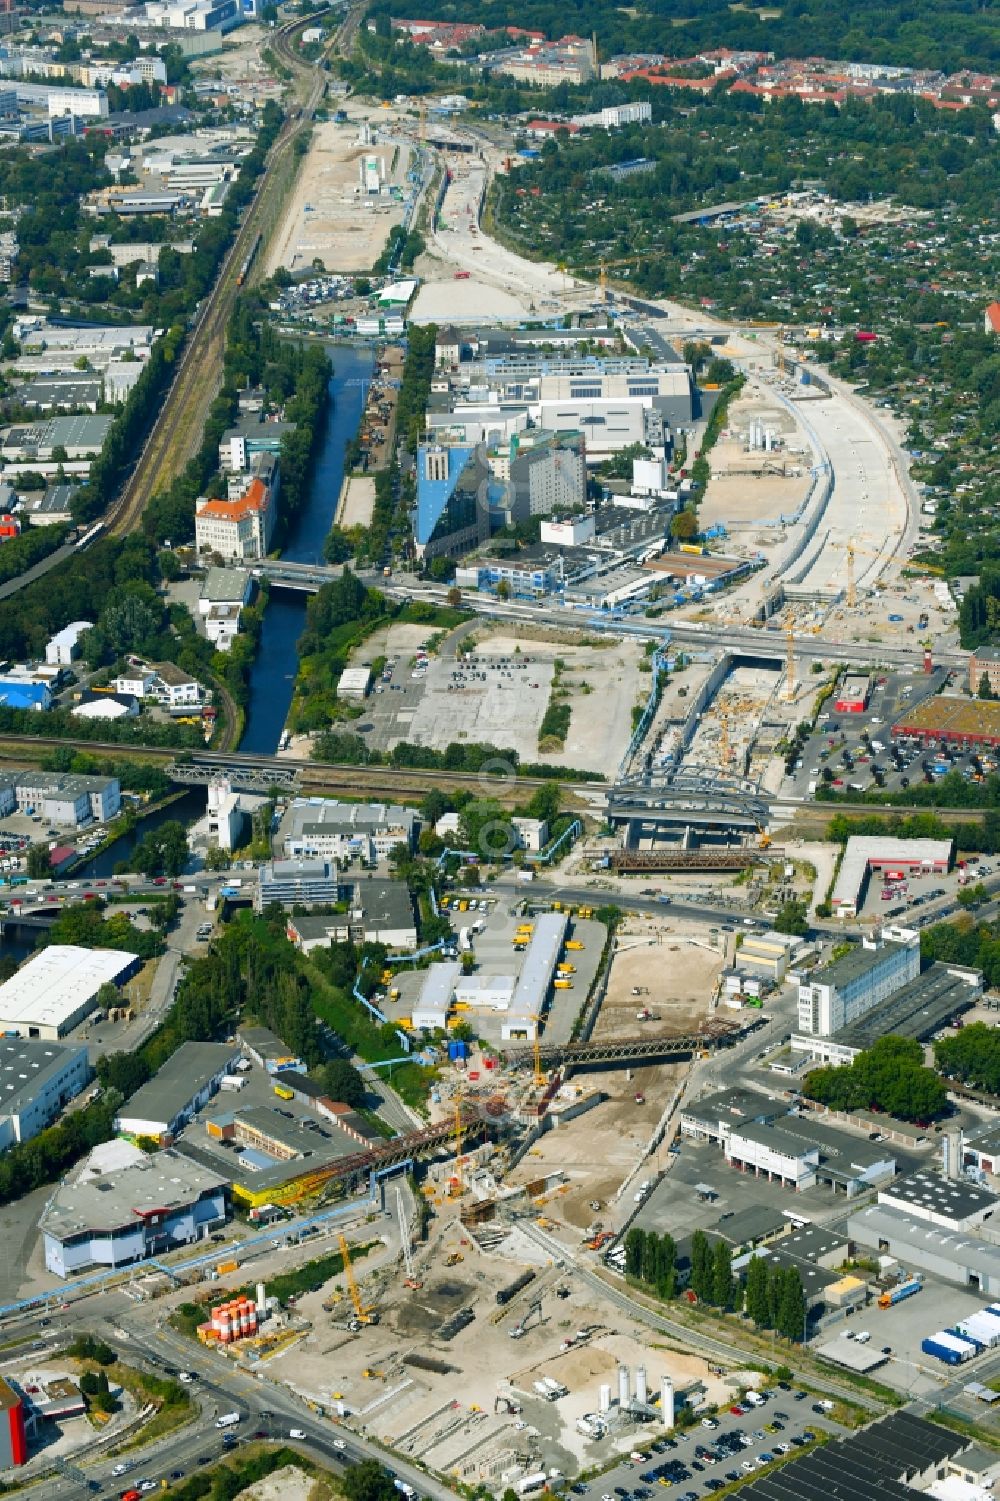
[41,1148,227,1278]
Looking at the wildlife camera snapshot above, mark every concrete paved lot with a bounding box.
[634,1136,853,1243]
[848,1280,994,1396]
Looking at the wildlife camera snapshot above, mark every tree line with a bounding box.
[622,1225,807,1339]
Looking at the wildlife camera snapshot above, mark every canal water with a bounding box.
[239,343,376,755]
[73,788,206,880]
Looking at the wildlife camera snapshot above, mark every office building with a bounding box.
[279,798,417,863]
[0,946,139,1040]
[0,1038,90,1150]
[256,859,341,910]
[195,455,279,561]
[44,621,93,666]
[796,927,920,1035]
[413,442,491,560]
[487,430,587,523]
[218,421,293,472]
[41,1147,227,1278]
[113,1040,241,1140]
[284,879,417,951]
[792,961,982,1065]
[14,770,120,824]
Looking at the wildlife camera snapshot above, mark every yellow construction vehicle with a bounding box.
[338,1234,379,1329]
[446,1251,464,1266]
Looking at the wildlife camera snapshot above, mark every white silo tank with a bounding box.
[618,1366,630,1408]
[257,1281,266,1312]
[599,1384,612,1413]
[661,1377,674,1429]
[635,1367,647,1405]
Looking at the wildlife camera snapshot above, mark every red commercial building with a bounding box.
[0,1378,27,1467]
[834,674,871,714]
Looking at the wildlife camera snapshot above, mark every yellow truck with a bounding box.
[553,979,573,990]
[557,963,576,975]
[566,940,585,951]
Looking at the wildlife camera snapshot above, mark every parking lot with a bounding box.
[575,1385,843,1501]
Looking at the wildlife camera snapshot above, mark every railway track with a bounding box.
[106,15,330,538]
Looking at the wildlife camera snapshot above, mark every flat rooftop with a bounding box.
[116,1041,239,1127]
[894,692,1000,741]
[0,945,137,1035]
[829,962,981,1052]
[684,1088,789,1127]
[810,936,911,992]
[831,835,953,909]
[0,1037,85,1115]
[880,1169,999,1222]
[41,1147,226,1240]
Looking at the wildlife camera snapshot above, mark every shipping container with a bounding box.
[921,1332,977,1365]
[877,1277,921,1309]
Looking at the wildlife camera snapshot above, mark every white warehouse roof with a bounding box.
[0,945,138,1038]
[831,836,952,914]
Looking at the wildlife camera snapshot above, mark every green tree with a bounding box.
[773,898,808,935]
[711,1239,733,1310]
[342,1460,399,1501]
[323,1058,366,1107]
[745,1255,770,1328]
[26,843,52,879]
[775,1267,807,1342]
[689,1229,713,1302]
[670,508,699,541]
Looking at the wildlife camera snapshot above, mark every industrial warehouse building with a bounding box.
[833,674,871,714]
[829,836,952,918]
[0,1380,26,1468]
[725,1115,896,1197]
[878,1170,1000,1232]
[114,1041,241,1141]
[0,1038,90,1148]
[719,1410,972,1501]
[0,946,139,1039]
[41,1148,228,1279]
[848,1202,1000,1297]
[893,692,1000,747]
[279,798,417,863]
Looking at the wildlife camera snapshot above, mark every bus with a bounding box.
[273,1084,294,1101]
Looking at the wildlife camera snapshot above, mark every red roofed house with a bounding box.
[986,303,1000,335]
[195,457,278,561]
[525,119,579,137]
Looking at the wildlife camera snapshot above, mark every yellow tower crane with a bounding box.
[338,1234,379,1328]
[449,1099,466,1196]
[597,255,645,303]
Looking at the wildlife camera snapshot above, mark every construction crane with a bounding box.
[509,1299,543,1339]
[338,1234,379,1329]
[596,255,645,303]
[449,1098,466,1196]
[396,1185,422,1290]
[775,326,786,378]
[838,536,903,609]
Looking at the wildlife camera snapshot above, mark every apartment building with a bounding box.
[195,457,278,561]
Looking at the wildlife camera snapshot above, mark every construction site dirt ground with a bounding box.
[597,924,720,1041]
[698,389,811,531]
[264,1210,744,1479]
[508,1077,688,1230]
[336,475,376,529]
[267,122,409,275]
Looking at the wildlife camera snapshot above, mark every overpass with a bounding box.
[608,770,771,835]
[254,561,964,673]
[504,1020,747,1074]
